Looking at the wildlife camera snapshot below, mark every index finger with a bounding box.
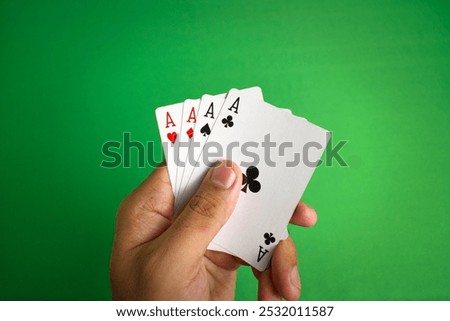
[289,201,318,227]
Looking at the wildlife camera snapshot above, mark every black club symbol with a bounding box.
[264,232,276,245]
[222,115,234,128]
[241,166,261,193]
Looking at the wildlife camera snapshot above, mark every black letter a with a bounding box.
[257,246,269,263]
[228,97,240,114]
[204,102,215,119]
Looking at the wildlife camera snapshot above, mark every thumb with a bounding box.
[164,161,242,259]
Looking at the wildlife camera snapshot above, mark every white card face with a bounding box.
[208,102,291,257]
[155,103,183,193]
[208,228,288,257]
[174,93,227,213]
[207,242,233,255]
[209,103,291,257]
[174,99,200,202]
[207,104,329,271]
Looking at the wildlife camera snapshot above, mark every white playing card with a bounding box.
[208,228,289,255]
[174,98,200,202]
[208,102,293,256]
[208,105,329,271]
[155,102,183,193]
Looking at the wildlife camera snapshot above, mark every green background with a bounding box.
[1,0,449,300]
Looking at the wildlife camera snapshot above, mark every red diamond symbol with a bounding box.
[186,127,193,139]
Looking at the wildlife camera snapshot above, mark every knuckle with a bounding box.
[188,193,223,221]
[118,188,164,216]
[117,192,143,216]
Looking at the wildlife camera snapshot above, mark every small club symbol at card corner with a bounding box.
[264,232,276,245]
[222,115,234,128]
[186,127,193,138]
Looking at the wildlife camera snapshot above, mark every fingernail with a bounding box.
[290,266,301,290]
[210,163,236,189]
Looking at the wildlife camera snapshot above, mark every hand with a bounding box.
[110,161,318,300]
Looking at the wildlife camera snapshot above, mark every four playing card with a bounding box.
[155,87,330,271]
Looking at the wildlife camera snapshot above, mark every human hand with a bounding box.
[110,161,318,300]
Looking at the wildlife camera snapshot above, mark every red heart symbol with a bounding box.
[167,132,177,144]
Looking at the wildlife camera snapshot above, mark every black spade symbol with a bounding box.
[200,123,211,136]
